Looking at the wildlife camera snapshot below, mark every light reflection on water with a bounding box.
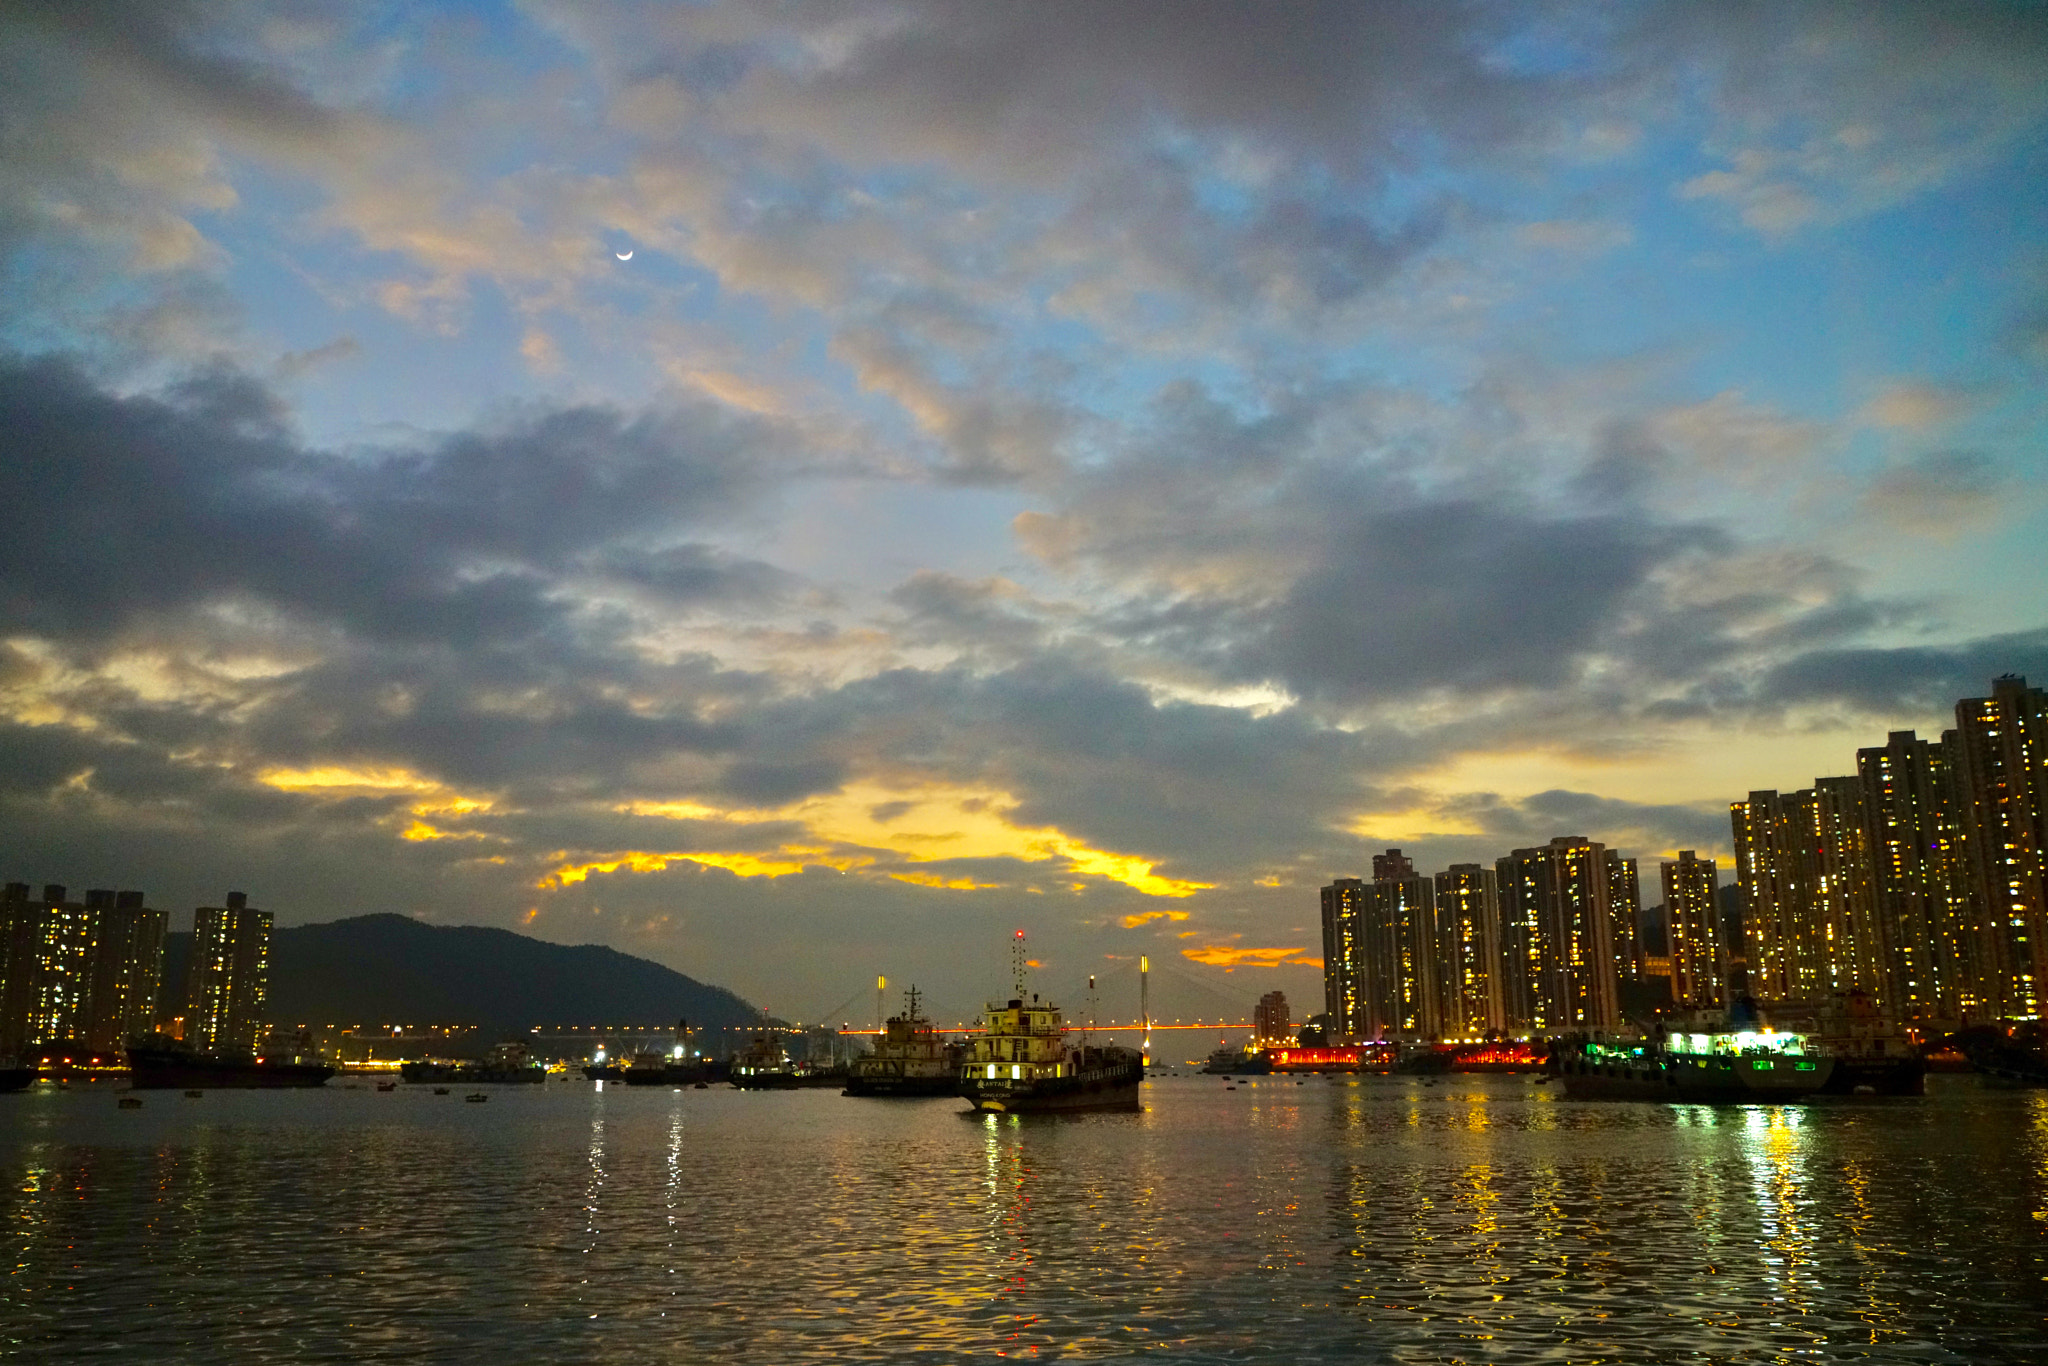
[1,1074,2044,1363]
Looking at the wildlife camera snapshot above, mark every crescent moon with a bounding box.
[616,249,633,261]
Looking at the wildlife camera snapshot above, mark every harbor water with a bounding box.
[3,1072,2045,1363]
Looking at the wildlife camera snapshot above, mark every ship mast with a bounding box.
[1011,929,1027,1000]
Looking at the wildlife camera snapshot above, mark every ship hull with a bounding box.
[961,1055,1143,1114]
[128,1054,334,1090]
[732,1069,847,1090]
[399,1062,544,1085]
[1819,1054,1927,1096]
[1,1066,36,1092]
[1554,1051,1834,1103]
[843,1071,959,1097]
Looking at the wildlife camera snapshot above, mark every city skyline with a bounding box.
[2,4,2046,1018]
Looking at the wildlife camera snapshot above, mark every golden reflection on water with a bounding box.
[1743,1106,1813,1291]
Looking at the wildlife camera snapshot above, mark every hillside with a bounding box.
[163,913,761,1034]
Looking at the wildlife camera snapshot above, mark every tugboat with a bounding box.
[845,987,963,1097]
[400,1040,545,1085]
[127,1035,335,1090]
[1549,1026,1834,1102]
[958,932,1142,1114]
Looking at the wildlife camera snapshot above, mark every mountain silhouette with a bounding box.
[163,913,761,1036]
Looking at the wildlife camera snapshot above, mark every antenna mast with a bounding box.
[1011,929,1027,999]
[1141,955,1151,1067]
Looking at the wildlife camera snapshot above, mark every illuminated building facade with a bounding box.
[1355,850,1442,1037]
[1857,729,1983,1018]
[1733,783,1879,1003]
[1,882,166,1055]
[186,892,272,1056]
[1433,863,1504,1035]
[1607,853,1643,980]
[80,890,168,1051]
[1494,837,1621,1031]
[1253,990,1290,1044]
[1659,852,1725,1008]
[1951,675,2048,1019]
[1321,853,1448,1040]
[1319,878,1366,1041]
[0,884,91,1052]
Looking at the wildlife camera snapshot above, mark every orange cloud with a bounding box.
[536,848,869,888]
[1120,910,1191,929]
[1180,943,1310,968]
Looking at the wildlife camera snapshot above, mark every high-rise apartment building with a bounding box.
[1253,990,1291,1043]
[1607,853,1643,980]
[0,884,91,1052]
[1732,782,1885,1004]
[1433,863,1504,1036]
[186,892,271,1056]
[1320,877,1366,1040]
[1659,852,1726,1008]
[1857,729,1983,1018]
[80,890,169,1051]
[1320,852,1446,1040]
[1494,837,1621,1031]
[1,882,167,1055]
[1950,675,2048,1019]
[1356,850,1442,1037]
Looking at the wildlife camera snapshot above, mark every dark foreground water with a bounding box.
[3,1072,2045,1363]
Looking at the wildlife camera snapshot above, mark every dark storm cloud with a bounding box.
[0,353,789,651]
[1407,788,1732,865]
[1754,630,2048,714]
[1254,501,1720,701]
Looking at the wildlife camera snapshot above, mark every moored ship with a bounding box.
[1,1063,36,1092]
[1202,1047,1272,1075]
[127,1037,335,1090]
[845,987,963,1097]
[958,935,1141,1114]
[401,1040,545,1085]
[729,1033,846,1089]
[1549,1028,1834,1103]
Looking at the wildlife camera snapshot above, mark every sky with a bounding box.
[3,1,2046,1025]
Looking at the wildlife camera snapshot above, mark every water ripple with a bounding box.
[2,1075,2044,1362]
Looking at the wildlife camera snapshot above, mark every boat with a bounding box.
[729,1034,848,1089]
[1549,1028,1834,1102]
[400,1040,545,1086]
[845,987,964,1097]
[118,1096,142,1108]
[960,991,1141,1114]
[959,936,1141,1114]
[1202,1047,1272,1076]
[1810,990,1928,1095]
[433,1087,450,1096]
[1,1064,36,1093]
[464,1092,487,1103]
[622,1020,721,1086]
[1959,1023,2048,1087]
[375,1080,397,1092]
[127,1037,334,1090]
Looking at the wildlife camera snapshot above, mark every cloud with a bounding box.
[0,352,789,649]
[1862,451,2009,533]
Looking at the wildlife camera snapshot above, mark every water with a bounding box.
[3,1073,2045,1363]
